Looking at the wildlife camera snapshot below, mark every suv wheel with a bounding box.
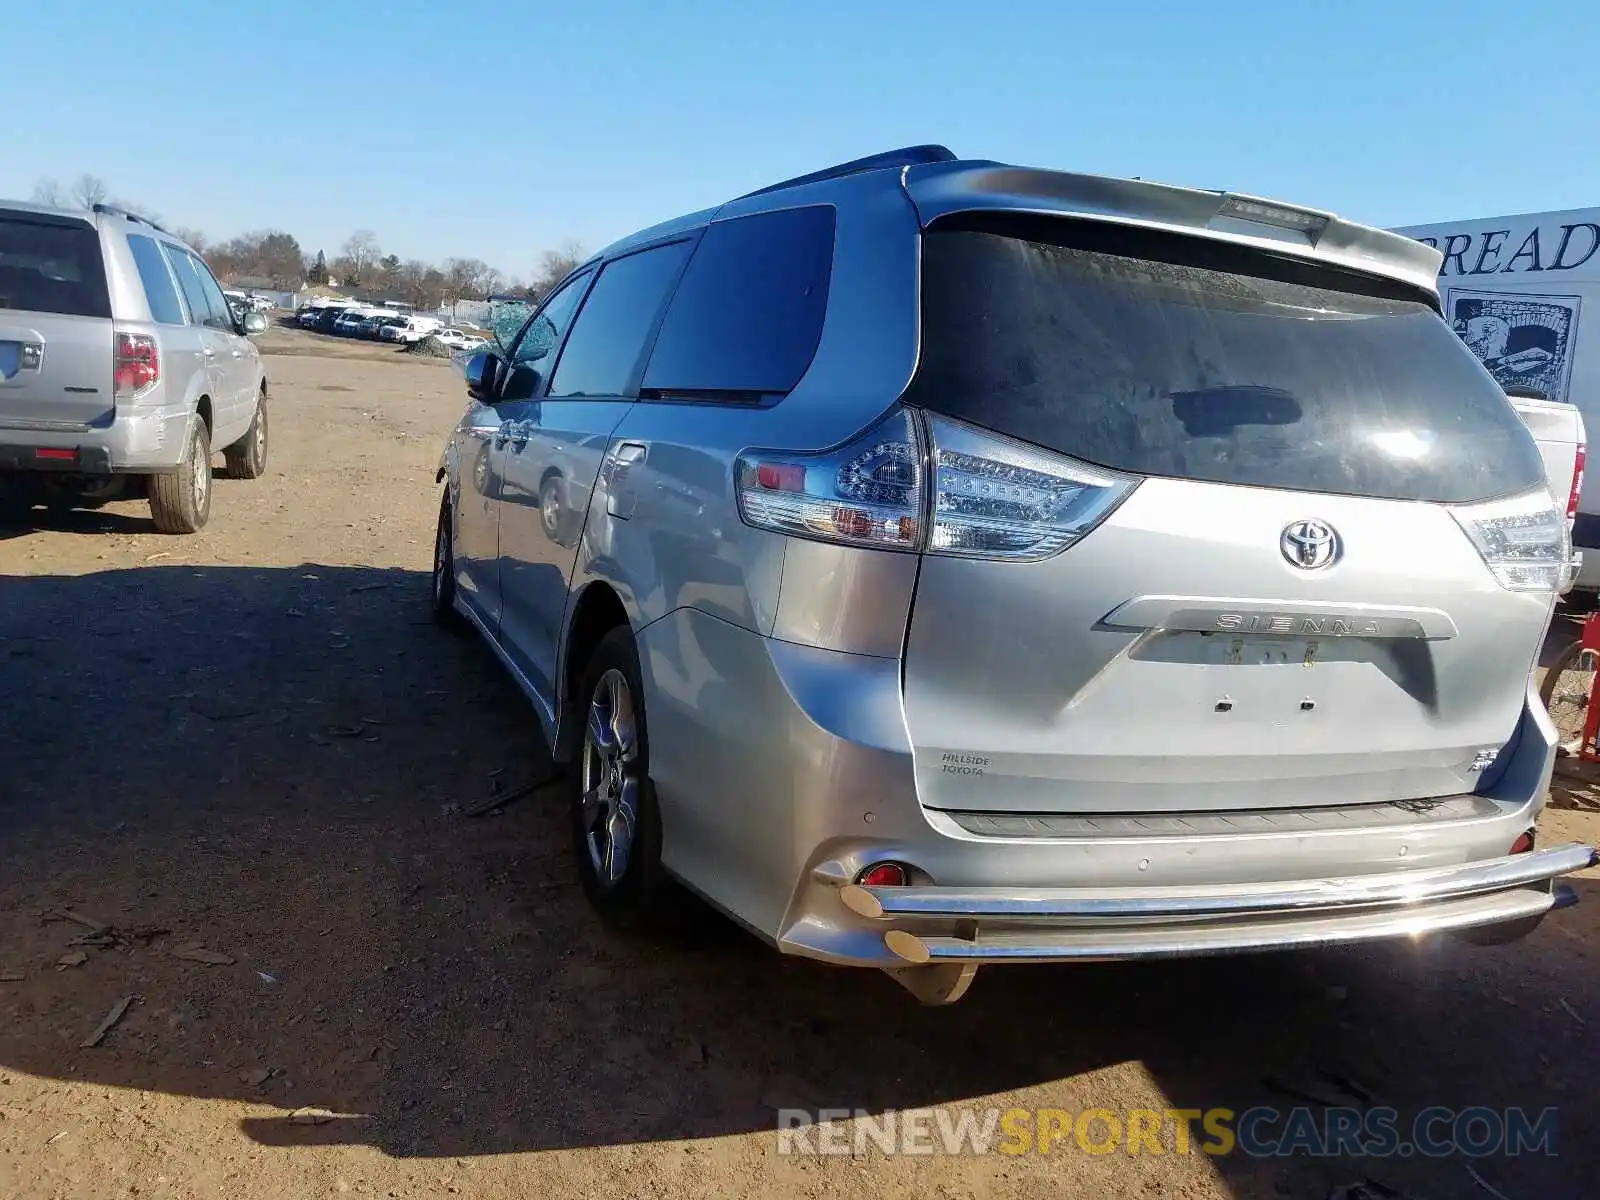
[148,419,213,533]
[570,626,670,927]
[222,393,269,479]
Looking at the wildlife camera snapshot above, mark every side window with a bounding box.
[509,273,590,367]
[188,254,238,332]
[546,241,693,399]
[642,205,835,397]
[162,244,213,327]
[126,234,186,325]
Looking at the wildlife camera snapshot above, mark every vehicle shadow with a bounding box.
[0,507,156,539]
[1,563,1596,1199]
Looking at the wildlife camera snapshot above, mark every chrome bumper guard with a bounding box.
[839,843,1598,965]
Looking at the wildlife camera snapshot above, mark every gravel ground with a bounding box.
[1,327,1597,1200]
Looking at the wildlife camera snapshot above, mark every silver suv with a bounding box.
[0,201,270,532]
[433,146,1597,1004]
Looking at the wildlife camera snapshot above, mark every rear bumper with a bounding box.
[0,442,113,473]
[629,611,1593,977]
[0,402,193,474]
[838,842,1595,964]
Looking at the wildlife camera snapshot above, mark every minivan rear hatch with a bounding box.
[0,208,115,430]
[900,215,1556,815]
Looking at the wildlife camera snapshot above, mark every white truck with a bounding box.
[1393,208,1594,598]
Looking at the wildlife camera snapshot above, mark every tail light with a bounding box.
[113,330,160,401]
[1567,440,1586,520]
[1453,486,1569,593]
[735,408,1137,561]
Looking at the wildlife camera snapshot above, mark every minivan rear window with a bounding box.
[904,218,1546,505]
[0,212,111,319]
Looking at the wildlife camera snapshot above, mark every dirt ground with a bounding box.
[2,326,1598,1200]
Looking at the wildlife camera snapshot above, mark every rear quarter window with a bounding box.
[126,234,187,325]
[642,205,835,398]
[904,219,1546,505]
[0,212,111,319]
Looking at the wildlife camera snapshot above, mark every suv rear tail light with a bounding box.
[1452,486,1569,593]
[1567,440,1586,520]
[736,408,924,550]
[113,329,159,401]
[735,408,1137,560]
[924,414,1137,559]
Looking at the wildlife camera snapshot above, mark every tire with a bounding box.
[222,392,269,480]
[431,493,461,628]
[1539,637,1593,751]
[569,625,671,927]
[148,419,212,534]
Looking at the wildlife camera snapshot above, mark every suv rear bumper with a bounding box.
[0,402,193,474]
[0,442,113,472]
[837,842,1594,965]
[641,621,1592,973]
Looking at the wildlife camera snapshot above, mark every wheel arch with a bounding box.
[555,581,632,763]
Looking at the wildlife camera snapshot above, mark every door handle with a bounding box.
[605,442,648,519]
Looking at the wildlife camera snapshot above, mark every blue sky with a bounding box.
[5,0,1597,281]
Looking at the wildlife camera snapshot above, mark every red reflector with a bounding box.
[36,448,76,461]
[1509,831,1535,855]
[1569,443,1586,519]
[858,862,908,887]
[756,462,805,491]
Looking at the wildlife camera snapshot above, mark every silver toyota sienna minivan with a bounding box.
[433,146,1597,1003]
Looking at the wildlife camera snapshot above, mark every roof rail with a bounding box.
[735,144,958,201]
[92,202,169,235]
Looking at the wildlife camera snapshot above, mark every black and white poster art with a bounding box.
[1446,289,1582,404]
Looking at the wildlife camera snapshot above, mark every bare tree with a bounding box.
[171,227,209,253]
[71,174,111,209]
[530,240,586,298]
[31,178,66,206]
[445,256,491,300]
[339,230,381,285]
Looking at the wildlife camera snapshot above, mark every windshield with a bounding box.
[904,218,1546,505]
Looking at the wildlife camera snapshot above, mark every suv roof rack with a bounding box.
[92,202,170,236]
[735,144,958,201]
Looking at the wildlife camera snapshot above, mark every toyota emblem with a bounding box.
[1280,519,1339,570]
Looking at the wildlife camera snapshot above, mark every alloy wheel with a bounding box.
[580,668,641,885]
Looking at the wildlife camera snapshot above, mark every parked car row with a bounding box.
[224,289,275,313]
[294,302,489,350]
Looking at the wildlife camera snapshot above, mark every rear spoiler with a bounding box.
[902,163,1445,299]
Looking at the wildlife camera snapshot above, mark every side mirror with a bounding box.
[241,311,269,335]
[465,350,501,401]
